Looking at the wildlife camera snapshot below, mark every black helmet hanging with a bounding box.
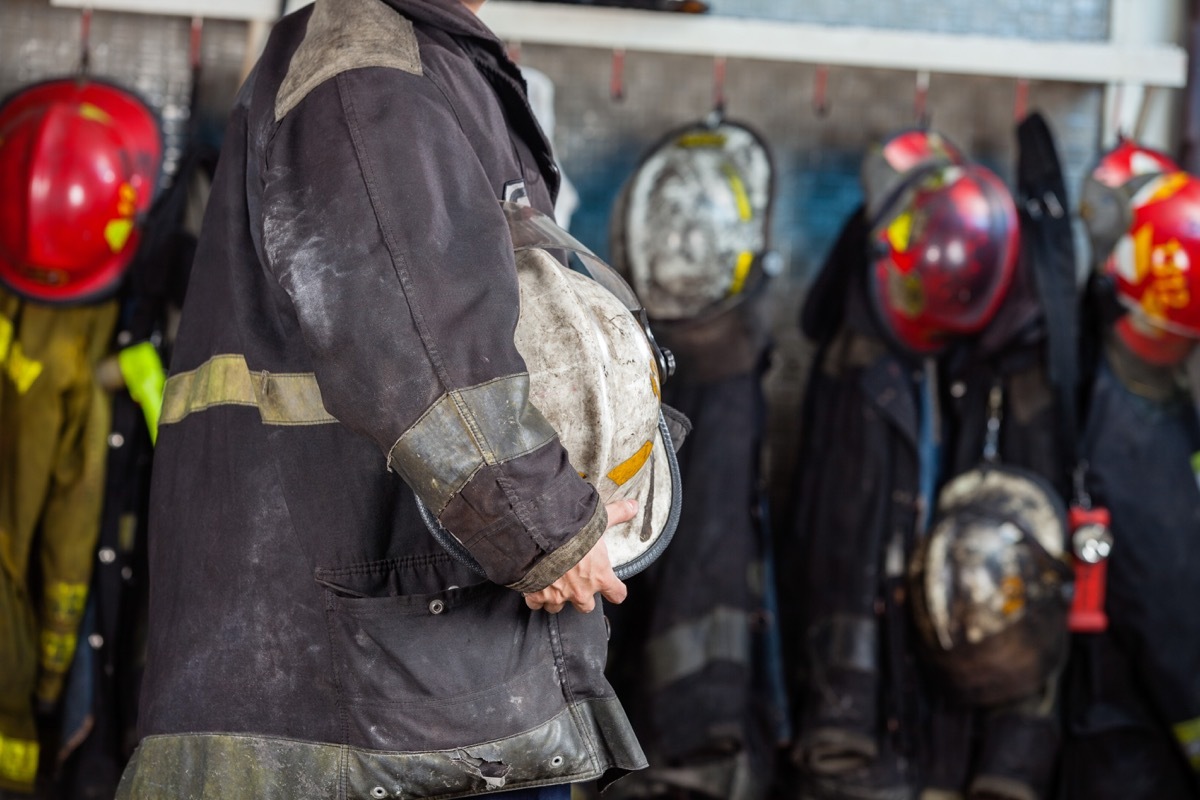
[909,466,1073,706]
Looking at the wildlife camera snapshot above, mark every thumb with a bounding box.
[604,498,639,528]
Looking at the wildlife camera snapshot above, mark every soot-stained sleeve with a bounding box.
[260,67,604,591]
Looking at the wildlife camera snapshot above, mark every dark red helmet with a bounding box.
[0,78,162,305]
[868,162,1020,355]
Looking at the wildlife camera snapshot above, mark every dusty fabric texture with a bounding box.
[122,0,644,796]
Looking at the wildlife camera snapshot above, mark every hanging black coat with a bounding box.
[604,286,783,800]
[777,209,925,800]
[1059,341,1200,800]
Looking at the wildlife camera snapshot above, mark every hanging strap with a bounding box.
[1016,112,1080,480]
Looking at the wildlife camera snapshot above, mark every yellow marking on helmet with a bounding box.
[608,440,654,486]
[676,132,727,149]
[79,102,113,125]
[886,212,913,253]
[1000,576,1026,616]
[104,218,134,253]
[0,734,39,787]
[729,251,754,296]
[721,164,753,222]
[117,183,138,217]
[1143,171,1190,206]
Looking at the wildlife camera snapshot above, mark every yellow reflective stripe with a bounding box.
[0,315,44,394]
[44,581,88,627]
[607,440,654,487]
[729,251,754,297]
[676,131,727,149]
[40,629,77,674]
[1173,716,1200,771]
[160,354,336,427]
[119,341,167,444]
[721,163,753,222]
[0,734,38,788]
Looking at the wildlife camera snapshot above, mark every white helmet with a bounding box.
[421,203,683,579]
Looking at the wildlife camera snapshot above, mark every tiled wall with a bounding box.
[0,0,1113,522]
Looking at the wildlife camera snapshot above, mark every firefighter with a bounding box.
[115,1,684,798]
[0,77,162,796]
[1059,141,1200,799]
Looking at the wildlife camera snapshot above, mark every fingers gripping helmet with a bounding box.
[611,119,776,322]
[0,78,162,305]
[420,203,683,580]
[910,467,1072,706]
[1082,140,1200,365]
[863,130,1019,356]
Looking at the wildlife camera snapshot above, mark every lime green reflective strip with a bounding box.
[1173,716,1200,771]
[119,341,167,444]
[161,354,336,427]
[0,733,38,789]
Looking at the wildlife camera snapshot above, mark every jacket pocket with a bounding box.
[320,554,568,751]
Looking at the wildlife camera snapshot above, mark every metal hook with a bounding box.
[813,65,830,117]
[711,56,727,122]
[914,70,930,128]
[1014,78,1030,123]
[610,48,625,103]
[79,6,93,76]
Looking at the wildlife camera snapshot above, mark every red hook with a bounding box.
[189,17,204,72]
[914,70,931,128]
[1014,78,1030,123]
[79,7,93,75]
[813,65,830,117]
[712,56,727,118]
[610,48,626,103]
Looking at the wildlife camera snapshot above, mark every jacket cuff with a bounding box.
[507,501,608,594]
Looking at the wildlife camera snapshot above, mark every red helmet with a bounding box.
[868,162,1020,355]
[1081,137,1179,271]
[1103,171,1200,364]
[0,78,162,304]
[861,128,966,224]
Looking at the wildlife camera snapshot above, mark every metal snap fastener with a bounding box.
[950,381,967,398]
[88,633,104,649]
[371,787,387,799]
[550,755,564,768]
[98,548,117,564]
[428,599,446,615]
[108,432,125,448]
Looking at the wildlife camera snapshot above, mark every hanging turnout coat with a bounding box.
[0,288,117,794]
[117,0,646,797]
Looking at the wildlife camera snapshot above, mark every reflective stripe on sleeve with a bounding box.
[160,354,336,427]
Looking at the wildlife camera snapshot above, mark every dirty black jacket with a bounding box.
[1060,343,1200,799]
[778,209,925,800]
[117,0,645,797]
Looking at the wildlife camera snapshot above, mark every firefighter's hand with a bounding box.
[523,499,637,614]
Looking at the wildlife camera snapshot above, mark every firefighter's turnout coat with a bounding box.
[117,0,646,796]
